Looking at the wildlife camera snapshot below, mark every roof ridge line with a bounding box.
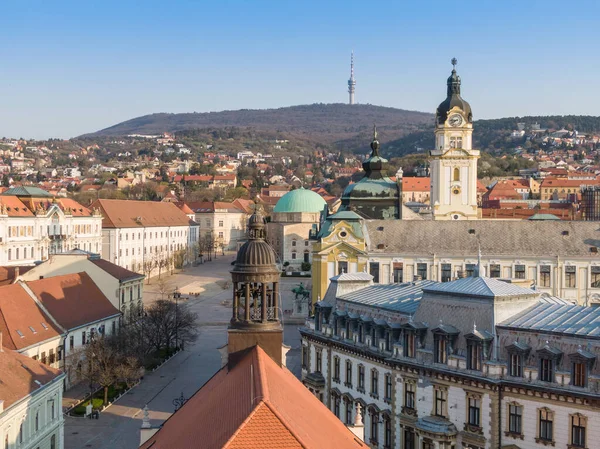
[255,346,270,403]
[262,401,309,449]
[222,400,267,449]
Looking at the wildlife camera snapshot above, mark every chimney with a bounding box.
[14,266,19,282]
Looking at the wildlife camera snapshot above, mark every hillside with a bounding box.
[82,103,434,153]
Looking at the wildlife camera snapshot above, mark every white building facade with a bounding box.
[0,351,65,449]
[301,273,600,449]
[92,199,193,273]
[0,188,102,266]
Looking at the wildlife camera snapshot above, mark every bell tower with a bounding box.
[228,202,283,366]
[430,58,480,220]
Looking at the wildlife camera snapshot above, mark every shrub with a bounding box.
[301,262,311,271]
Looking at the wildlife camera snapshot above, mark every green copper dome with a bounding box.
[273,188,327,213]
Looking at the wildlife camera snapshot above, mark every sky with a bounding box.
[1,0,600,139]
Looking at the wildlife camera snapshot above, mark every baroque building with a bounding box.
[301,271,600,449]
[430,59,480,220]
[0,186,103,265]
[267,187,327,269]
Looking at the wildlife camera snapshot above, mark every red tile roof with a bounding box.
[0,348,63,409]
[26,273,120,330]
[0,283,62,350]
[91,199,191,228]
[0,266,34,286]
[0,196,34,217]
[140,346,364,449]
[90,259,144,282]
[402,177,430,192]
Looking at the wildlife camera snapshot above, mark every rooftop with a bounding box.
[338,280,437,314]
[273,188,327,213]
[25,272,121,330]
[499,302,600,338]
[0,186,54,198]
[0,348,63,409]
[90,259,144,282]
[140,346,364,449]
[423,276,537,298]
[91,199,191,228]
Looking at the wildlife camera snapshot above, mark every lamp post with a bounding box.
[173,287,179,351]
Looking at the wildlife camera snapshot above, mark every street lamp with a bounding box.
[173,287,180,351]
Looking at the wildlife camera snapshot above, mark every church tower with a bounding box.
[430,59,480,220]
[228,203,283,366]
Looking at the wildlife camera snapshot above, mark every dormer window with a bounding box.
[570,348,596,387]
[404,331,415,358]
[465,328,493,371]
[506,341,531,378]
[431,323,459,364]
[537,344,562,382]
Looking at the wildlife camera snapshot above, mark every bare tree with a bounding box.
[157,256,168,279]
[143,257,157,284]
[155,277,173,301]
[143,299,199,353]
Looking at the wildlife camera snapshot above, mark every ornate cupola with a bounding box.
[436,57,472,125]
[228,202,283,365]
[340,126,402,219]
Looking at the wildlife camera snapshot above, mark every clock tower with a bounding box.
[430,58,480,220]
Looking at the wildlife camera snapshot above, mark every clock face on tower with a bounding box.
[448,114,463,127]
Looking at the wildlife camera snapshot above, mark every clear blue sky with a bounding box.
[1,0,599,139]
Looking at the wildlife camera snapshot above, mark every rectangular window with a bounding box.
[468,397,481,427]
[358,365,365,390]
[315,350,322,373]
[509,353,523,377]
[301,346,308,368]
[393,262,403,283]
[219,220,224,227]
[345,400,353,425]
[467,342,482,371]
[345,361,352,387]
[490,264,501,278]
[434,388,446,417]
[404,382,415,409]
[441,263,452,282]
[509,404,522,434]
[333,357,340,382]
[333,395,340,418]
[384,417,391,448]
[404,428,415,449]
[370,370,378,397]
[369,262,380,283]
[565,266,576,288]
[69,335,74,350]
[571,415,586,448]
[434,335,448,364]
[540,265,551,287]
[81,331,86,345]
[539,409,553,441]
[540,358,554,382]
[370,412,379,444]
[465,263,476,278]
[591,266,600,288]
[417,263,427,280]
[514,264,526,279]
[384,374,392,401]
[572,362,587,387]
[338,261,348,275]
[404,331,415,358]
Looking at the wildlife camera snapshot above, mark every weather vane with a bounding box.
[451,57,458,68]
[373,124,378,140]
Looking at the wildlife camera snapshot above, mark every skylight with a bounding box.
[16,330,24,338]
[41,322,48,330]
[29,326,37,334]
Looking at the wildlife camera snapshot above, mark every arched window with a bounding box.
[453,167,460,182]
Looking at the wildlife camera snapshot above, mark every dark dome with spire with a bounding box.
[231,202,280,282]
[340,126,401,219]
[436,58,472,125]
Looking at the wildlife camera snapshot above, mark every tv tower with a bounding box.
[348,51,356,105]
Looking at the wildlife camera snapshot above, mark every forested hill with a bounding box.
[385,115,600,156]
[82,104,433,152]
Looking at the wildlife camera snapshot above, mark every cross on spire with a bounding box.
[451,57,458,69]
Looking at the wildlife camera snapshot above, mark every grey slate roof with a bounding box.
[330,272,373,282]
[499,303,600,338]
[337,280,436,314]
[1,186,53,197]
[422,276,536,298]
[363,220,600,257]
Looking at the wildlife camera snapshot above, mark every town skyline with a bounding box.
[2,0,600,139]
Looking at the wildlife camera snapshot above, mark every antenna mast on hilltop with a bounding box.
[348,51,356,105]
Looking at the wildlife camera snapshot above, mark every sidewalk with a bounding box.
[62,382,94,412]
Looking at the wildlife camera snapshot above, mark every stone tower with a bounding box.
[429,58,480,220]
[228,203,283,366]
